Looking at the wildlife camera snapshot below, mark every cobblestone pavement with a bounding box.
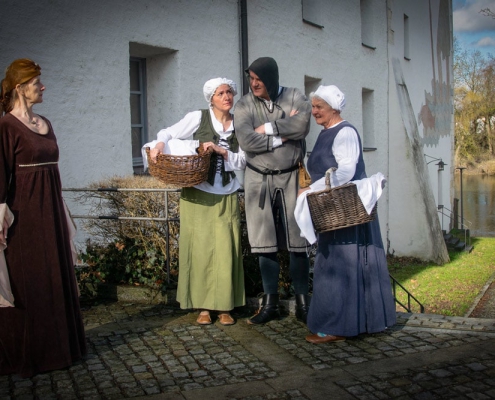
[1,302,495,400]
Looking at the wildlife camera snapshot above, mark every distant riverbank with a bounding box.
[455,159,495,175]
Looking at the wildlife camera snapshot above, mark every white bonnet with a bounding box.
[203,78,237,103]
[313,85,346,112]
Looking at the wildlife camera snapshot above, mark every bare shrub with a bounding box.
[74,175,180,292]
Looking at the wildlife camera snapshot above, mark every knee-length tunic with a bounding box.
[0,114,86,378]
[306,121,396,337]
[234,87,311,253]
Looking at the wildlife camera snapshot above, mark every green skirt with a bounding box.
[176,187,245,310]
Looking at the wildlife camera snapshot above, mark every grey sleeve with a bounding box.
[233,99,274,154]
[270,89,311,140]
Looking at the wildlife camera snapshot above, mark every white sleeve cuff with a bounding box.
[272,137,283,148]
[264,122,274,135]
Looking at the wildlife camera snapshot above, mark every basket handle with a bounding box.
[325,167,337,189]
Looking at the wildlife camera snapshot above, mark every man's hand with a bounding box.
[255,109,298,139]
[254,125,266,135]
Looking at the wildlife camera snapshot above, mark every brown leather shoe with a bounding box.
[196,312,212,325]
[218,313,235,326]
[305,333,346,344]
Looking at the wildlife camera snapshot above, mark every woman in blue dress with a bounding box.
[301,85,396,344]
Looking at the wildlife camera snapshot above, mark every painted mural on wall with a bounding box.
[418,0,452,146]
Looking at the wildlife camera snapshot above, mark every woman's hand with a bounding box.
[203,142,228,160]
[150,142,165,163]
[297,187,311,197]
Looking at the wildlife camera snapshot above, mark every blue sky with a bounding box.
[453,0,495,57]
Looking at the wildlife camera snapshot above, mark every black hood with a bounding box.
[245,57,279,102]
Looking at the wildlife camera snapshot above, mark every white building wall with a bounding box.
[387,0,453,259]
[0,0,453,261]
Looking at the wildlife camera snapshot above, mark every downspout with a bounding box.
[239,0,249,95]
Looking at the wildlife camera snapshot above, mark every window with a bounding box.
[404,14,410,60]
[362,88,376,151]
[302,0,324,28]
[360,0,375,49]
[130,57,148,174]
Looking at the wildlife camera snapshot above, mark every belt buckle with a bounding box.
[275,169,282,175]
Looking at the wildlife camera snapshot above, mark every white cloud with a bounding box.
[475,36,495,46]
[454,0,495,32]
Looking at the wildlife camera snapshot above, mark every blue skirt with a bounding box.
[307,217,396,337]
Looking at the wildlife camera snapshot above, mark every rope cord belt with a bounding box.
[18,162,58,167]
[246,162,298,209]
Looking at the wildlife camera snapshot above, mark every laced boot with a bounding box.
[295,294,311,324]
[247,294,280,325]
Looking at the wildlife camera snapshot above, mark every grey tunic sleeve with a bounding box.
[233,95,274,154]
[269,88,311,140]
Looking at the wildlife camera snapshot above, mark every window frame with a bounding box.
[130,57,148,170]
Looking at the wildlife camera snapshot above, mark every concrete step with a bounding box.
[446,236,460,247]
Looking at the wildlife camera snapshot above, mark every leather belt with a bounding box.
[246,162,298,209]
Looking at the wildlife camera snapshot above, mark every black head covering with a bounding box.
[245,57,279,102]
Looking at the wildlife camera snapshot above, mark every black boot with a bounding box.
[247,294,280,325]
[295,294,311,324]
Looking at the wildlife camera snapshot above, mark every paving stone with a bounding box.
[3,302,495,399]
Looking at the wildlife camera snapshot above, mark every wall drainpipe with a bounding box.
[239,0,249,95]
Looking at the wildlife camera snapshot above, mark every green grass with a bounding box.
[388,237,495,316]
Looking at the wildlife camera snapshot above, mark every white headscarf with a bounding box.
[313,85,346,112]
[203,78,237,103]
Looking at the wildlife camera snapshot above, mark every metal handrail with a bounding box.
[389,274,425,313]
[437,205,472,250]
[63,187,182,285]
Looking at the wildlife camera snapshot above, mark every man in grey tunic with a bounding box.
[234,57,312,324]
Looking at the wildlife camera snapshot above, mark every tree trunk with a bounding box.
[487,115,495,156]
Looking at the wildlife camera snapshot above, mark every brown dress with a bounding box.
[0,114,86,378]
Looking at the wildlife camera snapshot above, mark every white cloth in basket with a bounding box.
[141,139,199,170]
[294,172,386,245]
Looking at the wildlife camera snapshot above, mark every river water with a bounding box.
[454,173,495,237]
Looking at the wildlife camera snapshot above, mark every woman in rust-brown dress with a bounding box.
[0,59,86,378]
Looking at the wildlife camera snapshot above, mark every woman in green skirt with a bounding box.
[147,78,245,325]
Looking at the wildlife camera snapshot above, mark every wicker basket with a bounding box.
[145,146,213,187]
[307,172,377,233]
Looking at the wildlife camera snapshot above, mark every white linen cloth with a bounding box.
[0,203,15,307]
[294,172,386,245]
[143,138,199,160]
[141,109,246,195]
